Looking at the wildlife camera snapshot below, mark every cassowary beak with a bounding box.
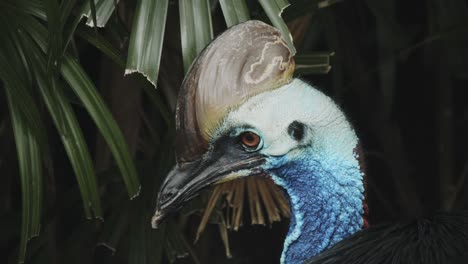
[151,154,266,228]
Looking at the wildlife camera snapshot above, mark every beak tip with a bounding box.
[151,210,165,229]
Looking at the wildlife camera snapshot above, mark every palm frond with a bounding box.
[125,0,169,86]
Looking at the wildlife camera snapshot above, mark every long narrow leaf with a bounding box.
[125,0,168,87]
[82,0,119,28]
[7,105,43,264]
[32,52,103,219]
[219,0,250,27]
[17,15,140,200]
[76,27,125,68]
[0,51,43,264]
[4,0,47,20]
[76,27,174,133]
[258,0,296,54]
[61,56,141,198]
[90,0,98,28]
[60,0,79,23]
[44,0,62,72]
[179,0,213,72]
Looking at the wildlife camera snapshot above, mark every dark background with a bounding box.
[1,0,468,263]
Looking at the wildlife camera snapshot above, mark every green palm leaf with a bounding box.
[125,0,169,86]
[0,46,43,264]
[179,0,214,72]
[219,0,250,27]
[61,57,141,198]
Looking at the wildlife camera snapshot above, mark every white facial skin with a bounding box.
[215,79,363,264]
[215,78,358,164]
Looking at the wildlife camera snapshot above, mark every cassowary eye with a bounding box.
[240,131,261,151]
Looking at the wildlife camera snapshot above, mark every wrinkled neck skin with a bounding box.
[265,118,364,264]
[266,149,364,263]
[271,150,364,264]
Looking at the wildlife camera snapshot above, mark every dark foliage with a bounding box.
[1,0,468,263]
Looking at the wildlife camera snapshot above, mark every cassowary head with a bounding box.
[153,21,366,264]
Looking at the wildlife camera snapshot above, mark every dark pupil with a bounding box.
[245,134,254,143]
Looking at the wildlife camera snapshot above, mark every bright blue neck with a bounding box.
[267,149,364,264]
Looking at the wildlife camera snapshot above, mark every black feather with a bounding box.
[307,211,468,264]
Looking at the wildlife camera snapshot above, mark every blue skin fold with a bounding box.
[264,147,364,264]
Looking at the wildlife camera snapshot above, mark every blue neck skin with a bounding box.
[266,149,364,264]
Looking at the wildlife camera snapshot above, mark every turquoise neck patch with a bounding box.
[267,149,364,264]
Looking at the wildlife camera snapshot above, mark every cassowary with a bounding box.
[151,20,468,264]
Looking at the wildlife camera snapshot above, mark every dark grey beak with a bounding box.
[152,154,265,228]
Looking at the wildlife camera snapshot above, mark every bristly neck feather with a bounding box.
[268,146,365,264]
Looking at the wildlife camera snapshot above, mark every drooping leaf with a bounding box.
[76,26,125,68]
[44,0,62,72]
[219,0,250,27]
[5,0,47,20]
[30,49,103,219]
[179,0,214,72]
[61,56,141,198]
[0,46,43,264]
[18,3,140,205]
[76,27,174,128]
[125,0,169,87]
[7,101,43,264]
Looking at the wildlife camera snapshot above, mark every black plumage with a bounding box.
[307,211,468,264]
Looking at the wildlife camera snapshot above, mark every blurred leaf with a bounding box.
[0,50,43,264]
[5,0,47,20]
[62,1,90,59]
[219,0,250,27]
[31,50,103,219]
[294,52,333,75]
[179,0,214,72]
[76,26,126,68]
[166,222,197,263]
[141,82,173,126]
[81,0,118,27]
[77,26,173,129]
[15,6,141,251]
[44,0,62,73]
[61,56,141,199]
[98,201,130,252]
[60,0,79,23]
[125,0,168,87]
[129,209,165,264]
[317,0,343,9]
[258,0,296,54]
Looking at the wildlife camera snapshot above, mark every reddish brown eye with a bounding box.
[240,131,261,150]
